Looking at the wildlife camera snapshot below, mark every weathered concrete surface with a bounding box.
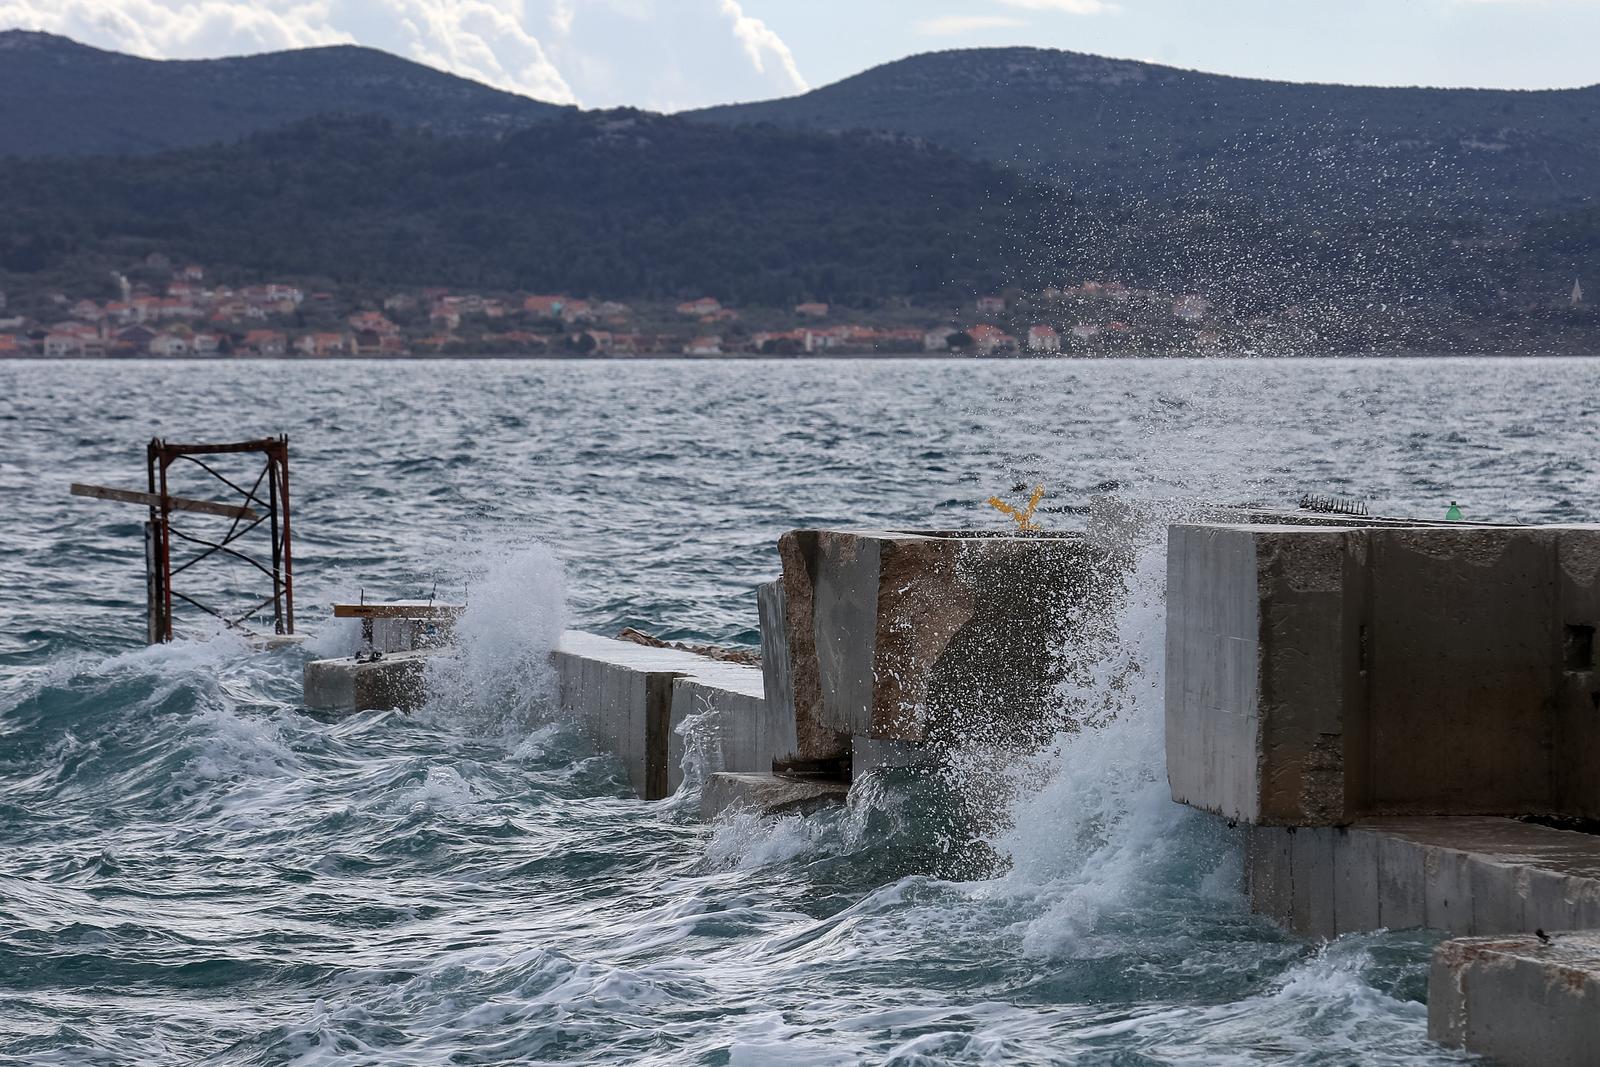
[668,657,796,794]
[700,771,851,821]
[1429,931,1600,1067]
[756,579,795,736]
[553,632,795,802]
[1245,817,1600,940]
[1166,522,1600,826]
[776,528,1109,764]
[303,649,433,712]
[1166,523,1360,825]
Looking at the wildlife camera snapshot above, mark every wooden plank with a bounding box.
[70,483,259,521]
[333,603,465,620]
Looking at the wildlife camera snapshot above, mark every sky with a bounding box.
[1,0,1597,111]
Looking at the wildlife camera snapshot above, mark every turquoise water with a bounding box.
[5,356,1595,1064]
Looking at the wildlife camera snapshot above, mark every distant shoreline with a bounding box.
[4,350,1597,362]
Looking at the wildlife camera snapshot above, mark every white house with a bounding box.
[1027,325,1060,353]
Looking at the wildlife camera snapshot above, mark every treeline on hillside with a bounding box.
[0,110,1586,314]
[0,113,1046,307]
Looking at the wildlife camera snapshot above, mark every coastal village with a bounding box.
[0,253,1261,360]
[0,253,1587,360]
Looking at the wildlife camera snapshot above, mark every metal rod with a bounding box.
[278,436,294,635]
[269,452,283,635]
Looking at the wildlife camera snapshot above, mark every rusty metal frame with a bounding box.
[145,436,294,642]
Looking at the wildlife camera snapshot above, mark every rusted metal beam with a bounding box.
[71,482,260,521]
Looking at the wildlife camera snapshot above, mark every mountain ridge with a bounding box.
[688,46,1600,216]
[0,29,569,158]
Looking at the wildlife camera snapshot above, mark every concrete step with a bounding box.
[1430,930,1600,1067]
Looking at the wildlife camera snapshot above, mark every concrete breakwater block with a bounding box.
[771,528,1113,766]
[1429,931,1600,1067]
[1166,522,1600,826]
[304,631,796,804]
[553,632,796,802]
[700,771,851,821]
[303,649,434,713]
[1244,816,1600,940]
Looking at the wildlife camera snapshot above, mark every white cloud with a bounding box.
[720,0,807,93]
[0,0,815,108]
[995,0,1119,13]
[917,14,1026,35]
[0,0,579,101]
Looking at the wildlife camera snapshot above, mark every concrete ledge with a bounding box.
[303,649,433,712]
[1429,931,1600,1066]
[1245,817,1600,940]
[553,632,793,802]
[700,771,851,821]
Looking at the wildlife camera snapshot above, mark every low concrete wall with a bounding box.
[1429,931,1600,1067]
[1244,816,1600,940]
[1166,522,1600,826]
[552,632,793,801]
[305,631,792,803]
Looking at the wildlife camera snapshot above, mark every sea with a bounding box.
[2,355,1596,1065]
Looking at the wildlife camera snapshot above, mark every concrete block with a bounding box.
[699,772,851,821]
[303,649,433,712]
[1247,817,1600,939]
[776,528,1109,764]
[1430,931,1600,1067]
[668,657,796,793]
[1165,523,1359,826]
[553,632,797,802]
[1167,522,1600,826]
[756,579,795,734]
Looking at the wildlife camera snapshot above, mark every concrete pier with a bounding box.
[1430,931,1600,1066]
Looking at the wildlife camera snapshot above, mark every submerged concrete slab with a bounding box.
[700,771,851,821]
[303,649,434,712]
[1166,522,1600,826]
[1245,816,1600,940]
[1429,931,1600,1067]
[775,528,1111,764]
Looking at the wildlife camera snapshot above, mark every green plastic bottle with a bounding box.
[1445,502,1463,521]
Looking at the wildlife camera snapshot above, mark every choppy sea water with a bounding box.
[3,356,1596,1065]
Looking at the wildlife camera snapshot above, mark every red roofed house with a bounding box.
[966,324,1014,355]
[523,295,567,318]
[242,330,287,357]
[1027,325,1060,354]
[348,311,400,336]
[795,302,829,318]
[0,334,20,356]
[677,297,721,318]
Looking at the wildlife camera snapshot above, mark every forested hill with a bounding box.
[689,47,1600,217]
[0,113,1046,305]
[0,30,569,158]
